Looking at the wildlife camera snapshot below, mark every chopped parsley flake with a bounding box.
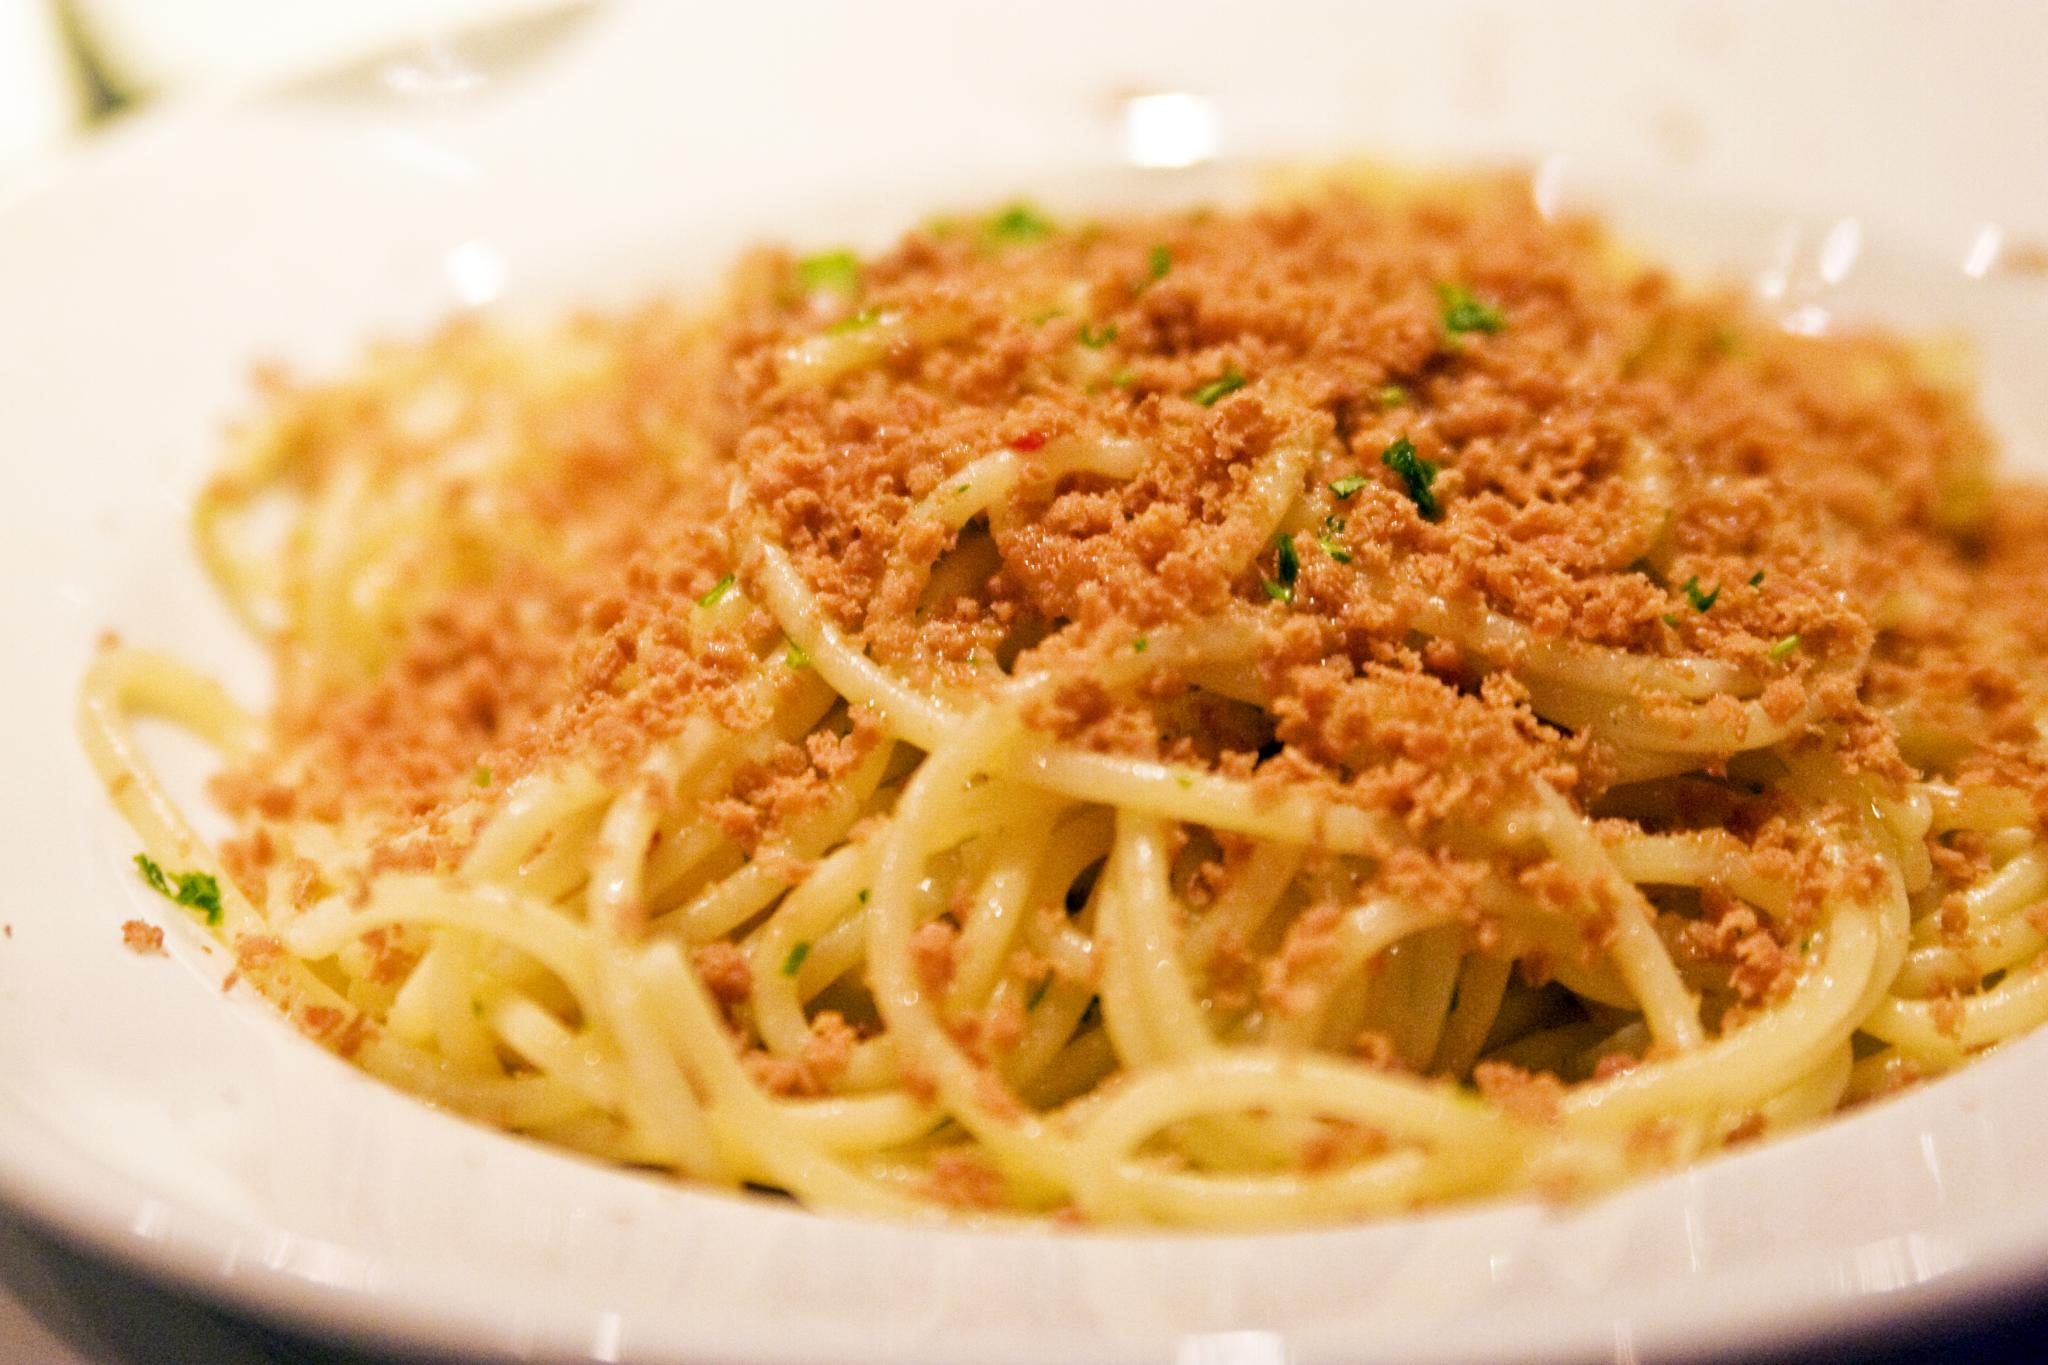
[1379,436,1441,520]
[1769,633,1802,661]
[857,888,870,905]
[1316,524,1352,563]
[1749,570,1766,587]
[1110,369,1136,389]
[1078,323,1118,348]
[1378,384,1409,409]
[1272,532,1300,588]
[1662,613,1681,628]
[1175,773,1195,789]
[1027,976,1052,1010]
[1132,636,1149,654]
[1261,532,1304,602]
[986,203,1055,244]
[1682,576,1721,612]
[1147,244,1171,281]
[1190,365,1246,406]
[133,854,222,926]
[474,765,493,787]
[785,640,810,669]
[133,854,170,896]
[1437,283,1505,336]
[794,250,860,295]
[1329,474,1370,499]
[782,941,811,976]
[698,573,736,607]
[1030,307,1067,325]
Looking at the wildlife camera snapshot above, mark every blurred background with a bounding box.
[0,0,572,194]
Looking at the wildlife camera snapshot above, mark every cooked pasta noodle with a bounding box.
[79,174,2048,1225]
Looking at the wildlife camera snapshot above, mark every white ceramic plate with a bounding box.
[7,2,2048,1360]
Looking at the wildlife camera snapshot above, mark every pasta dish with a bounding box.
[78,174,2048,1226]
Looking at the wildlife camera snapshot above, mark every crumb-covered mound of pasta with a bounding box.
[82,175,2048,1225]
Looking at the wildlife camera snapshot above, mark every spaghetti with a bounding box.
[79,176,2048,1225]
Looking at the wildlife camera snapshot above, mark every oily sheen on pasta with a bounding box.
[79,176,2048,1226]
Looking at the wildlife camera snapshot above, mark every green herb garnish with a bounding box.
[986,203,1054,245]
[1078,323,1117,348]
[474,765,493,787]
[1379,436,1441,520]
[698,573,735,607]
[1273,532,1300,586]
[1378,385,1409,409]
[1682,576,1721,612]
[132,854,171,897]
[782,941,812,977]
[858,888,871,905]
[1262,532,1300,604]
[1316,523,1352,563]
[1132,636,1149,654]
[1437,283,1505,336]
[1110,369,1136,389]
[1147,244,1171,281]
[1329,474,1370,500]
[1190,365,1246,406]
[1769,634,1802,661]
[795,250,860,295]
[1269,527,1302,581]
[785,640,810,669]
[1027,976,1052,1010]
[1749,570,1766,587]
[133,854,222,926]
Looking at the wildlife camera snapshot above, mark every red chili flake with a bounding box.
[1010,430,1048,452]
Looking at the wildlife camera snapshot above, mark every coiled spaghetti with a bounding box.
[79,176,2048,1225]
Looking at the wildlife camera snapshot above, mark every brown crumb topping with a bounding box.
[181,177,2048,1199]
[121,919,165,956]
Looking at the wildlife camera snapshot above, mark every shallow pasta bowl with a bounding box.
[6,1,2048,1360]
